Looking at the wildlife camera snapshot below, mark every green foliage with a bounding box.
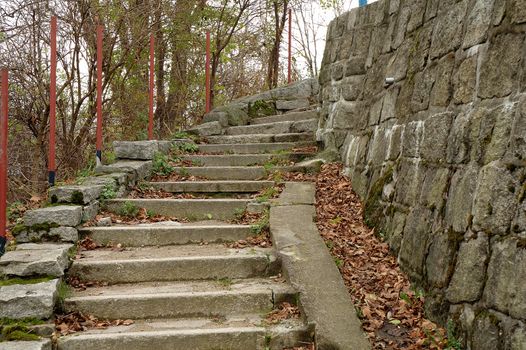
[256,187,279,203]
[100,184,117,200]
[7,202,25,222]
[247,100,276,118]
[118,201,140,218]
[445,320,463,350]
[172,142,199,154]
[0,318,44,341]
[152,153,175,176]
[0,276,55,287]
[250,211,270,235]
[172,131,195,140]
[55,280,71,312]
[334,257,344,268]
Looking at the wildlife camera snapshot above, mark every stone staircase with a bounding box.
[57,108,318,350]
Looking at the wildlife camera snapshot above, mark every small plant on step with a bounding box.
[152,152,175,176]
[100,184,117,200]
[256,186,279,203]
[172,141,199,154]
[250,210,269,235]
[118,201,140,218]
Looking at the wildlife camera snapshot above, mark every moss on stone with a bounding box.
[247,100,276,118]
[0,276,55,287]
[364,166,394,228]
[0,318,44,342]
[10,224,27,236]
[70,190,84,205]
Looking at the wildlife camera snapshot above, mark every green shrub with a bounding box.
[152,153,175,176]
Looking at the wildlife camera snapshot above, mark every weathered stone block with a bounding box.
[350,27,372,57]
[331,62,344,81]
[82,201,100,222]
[430,53,454,107]
[0,279,59,319]
[406,0,426,32]
[95,160,153,182]
[419,167,450,211]
[114,140,164,160]
[275,99,310,111]
[401,120,425,158]
[472,162,517,235]
[483,103,515,164]
[510,0,526,24]
[187,121,222,136]
[446,233,489,303]
[425,230,456,288]
[340,76,364,101]
[411,68,435,112]
[48,184,103,205]
[478,33,523,99]
[462,0,495,48]
[398,207,433,280]
[394,159,425,206]
[387,124,403,160]
[24,205,83,227]
[330,101,366,130]
[446,111,470,164]
[444,165,479,233]
[345,56,366,76]
[0,243,72,277]
[429,0,467,59]
[453,56,477,104]
[421,112,453,163]
[14,226,78,243]
[0,340,52,350]
[380,87,398,122]
[483,237,526,319]
[471,312,502,350]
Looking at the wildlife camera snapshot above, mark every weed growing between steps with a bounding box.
[264,302,301,325]
[314,164,450,349]
[226,210,272,248]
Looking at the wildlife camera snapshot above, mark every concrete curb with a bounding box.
[270,182,371,350]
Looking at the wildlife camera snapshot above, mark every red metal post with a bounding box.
[148,34,155,140]
[205,31,211,113]
[48,16,57,186]
[0,69,8,255]
[96,25,103,163]
[288,8,292,85]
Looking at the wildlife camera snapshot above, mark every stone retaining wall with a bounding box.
[318,0,526,347]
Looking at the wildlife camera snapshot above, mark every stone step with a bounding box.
[104,198,250,220]
[250,109,318,125]
[197,141,316,154]
[64,278,295,319]
[182,153,310,166]
[205,133,314,144]
[149,180,274,193]
[57,316,312,350]
[168,165,309,180]
[79,223,254,247]
[69,245,279,283]
[225,119,317,136]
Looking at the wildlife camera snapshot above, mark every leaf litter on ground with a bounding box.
[314,163,448,349]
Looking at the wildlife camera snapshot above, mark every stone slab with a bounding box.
[270,195,370,349]
[273,182,316,206]
[114,140,168,160]
[24,206,83,227]
[49,184,104,205]
[0,339,52,350]
[0,279,59,319]
[0,243,72,277]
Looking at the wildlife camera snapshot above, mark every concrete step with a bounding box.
[104,198,250,220]
[69,245,279,283]
[226,119,317,136]
[250,109,318,125]
[64,278,295,319]
[206,133,314,144]
[149,180,274,193]
[197,141,316,154]
[168,165,309,180]
[57,316,312,350]
[79,223,254,247]
[181,153,310,166]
